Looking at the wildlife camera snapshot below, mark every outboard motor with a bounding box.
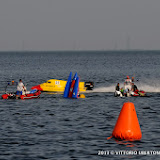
[85,82,94,90]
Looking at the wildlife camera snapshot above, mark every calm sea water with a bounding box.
[0,51,160,160]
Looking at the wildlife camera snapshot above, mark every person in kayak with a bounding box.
[16,79,26,98]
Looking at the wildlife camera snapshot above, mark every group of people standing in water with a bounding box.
[115,76,138,97]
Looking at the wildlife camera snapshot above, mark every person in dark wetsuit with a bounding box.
[116,83,120,91]
[132,83,138,92]
[115,83,123,97]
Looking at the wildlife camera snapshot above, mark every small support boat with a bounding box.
[1,81,41,100]
[114,76,147,97]
[2,90,41,100]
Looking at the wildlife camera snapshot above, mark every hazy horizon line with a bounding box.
[0,49,160,52]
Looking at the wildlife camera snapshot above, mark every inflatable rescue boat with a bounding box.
[2,90,41,100]
[1,81,41,100]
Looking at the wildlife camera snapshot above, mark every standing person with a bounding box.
[131,83,138,92]
[124,76,132,91]
[16,79,25,98]
[125,76,132,84]
[115,83,120,91]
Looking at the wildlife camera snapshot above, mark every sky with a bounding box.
[0,0,160,51]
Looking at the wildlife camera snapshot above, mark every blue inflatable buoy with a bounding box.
[72,77,79,98]
[63,72,72,98]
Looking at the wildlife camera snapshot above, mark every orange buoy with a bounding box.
[112,102,142,140]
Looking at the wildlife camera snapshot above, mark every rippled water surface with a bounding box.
[0,51,160,160]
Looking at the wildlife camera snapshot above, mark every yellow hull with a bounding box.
[40,79,86,92]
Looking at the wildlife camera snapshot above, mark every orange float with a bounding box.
[112,102,142,140]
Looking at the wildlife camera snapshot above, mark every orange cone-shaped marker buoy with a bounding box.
[112,102,142,140]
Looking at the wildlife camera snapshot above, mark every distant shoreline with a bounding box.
[0,50,160,53]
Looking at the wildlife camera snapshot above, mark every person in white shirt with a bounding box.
[124,76,132,91]
[16,79,25,98]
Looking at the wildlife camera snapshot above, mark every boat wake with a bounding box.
[88,83,160,93]
[91,86,115,93]
[137,84,160,93]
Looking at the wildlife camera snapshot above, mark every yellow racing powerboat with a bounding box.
[31,79,94,92]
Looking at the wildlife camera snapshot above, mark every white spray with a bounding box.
[89,82,160,93]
